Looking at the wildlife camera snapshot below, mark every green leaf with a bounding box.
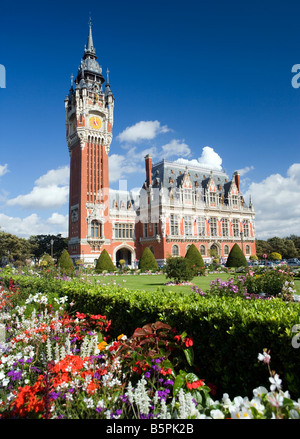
[173,374,186,396]
[183,347,194,366]
[185,372,199,383]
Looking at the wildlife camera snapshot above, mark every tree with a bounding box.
[226,244,248,268]
[57,249,74,272]
[0,231,33,266]
[28,234,68,263]
[185,244,205,275]
[139,247,158,272]
[95,249,116,273]
[164,257,194,284]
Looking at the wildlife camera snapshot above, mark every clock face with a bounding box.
[89,116,102,130]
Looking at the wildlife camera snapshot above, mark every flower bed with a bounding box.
[0,283,300,419]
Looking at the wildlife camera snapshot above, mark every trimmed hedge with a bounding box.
[2,273,300,399]
[95,249,116,273]
[138,247,158,271]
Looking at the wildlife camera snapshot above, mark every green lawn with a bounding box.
[97,273,233,294]
[96,272,300,295]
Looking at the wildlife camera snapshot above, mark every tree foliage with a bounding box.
[185,244,205,274]
[139,247,158,272]
[28,234,68,262]
[95,249,116,273]
[57,249,74,272]
[226,244,248,268]
[164,257,194,284]
[0,231,33,266]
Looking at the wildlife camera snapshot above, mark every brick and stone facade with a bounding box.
[65,24,256,267]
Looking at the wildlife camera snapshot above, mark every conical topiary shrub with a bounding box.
[185,244,205,275]
[138,247,158,272]
[226,243,248,268]
[57,249,74,272]
[95,249,116,273]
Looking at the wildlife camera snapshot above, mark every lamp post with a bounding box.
[240,231,244,254]
[50,239,54,259]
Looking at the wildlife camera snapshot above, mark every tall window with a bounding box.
[172,245,180,257]
[197,217,205,236]
[224,245,230,255]
[91,221,101,238]
[184,216,192,235]
[170,214,178,236]
[243,220,249,237]
[221,218,229,237]
[232,195,239,208]
[232,219,240,237]
[200,245,206,256]
[245,245,251,255]
[183,188,192,203]
[209,218,217,237]
[209,191,217,206]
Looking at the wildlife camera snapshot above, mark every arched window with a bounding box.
[172,245,180,257]
[186,244,191,253]
[91,220,101,238]
[245,245,251,255]
[224,245,230,255]
[200,245,206,256]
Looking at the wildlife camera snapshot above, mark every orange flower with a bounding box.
[97,341,108,351]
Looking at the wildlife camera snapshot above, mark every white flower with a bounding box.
[258,351,271,364]
[210,409,225,419]
[253,386,268,398]
[269,374,282,392]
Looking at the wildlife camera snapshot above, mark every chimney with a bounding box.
[234,171,240,193]
[145,154,152,186]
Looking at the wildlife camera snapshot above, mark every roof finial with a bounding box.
[106,68,110,84]
[70,73,74,87]
[88,14,92,28]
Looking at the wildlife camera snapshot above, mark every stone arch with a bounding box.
[113,244,136,268]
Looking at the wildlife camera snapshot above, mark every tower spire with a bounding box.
[85,16,95,56]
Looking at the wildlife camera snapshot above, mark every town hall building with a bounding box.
[65,22,256,267]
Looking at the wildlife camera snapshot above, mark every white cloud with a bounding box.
[0,164,9,177]
[175,146,223,171]
[6,166,69,209]
[35,166,69,187]
[245,163,300,239]
[117,120,170,143]
[237,165,254,176]
[161,139,191,159]
[0,212,68,238]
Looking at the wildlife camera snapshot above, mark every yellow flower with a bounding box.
[97,341,107,351]
[117,334,125,340]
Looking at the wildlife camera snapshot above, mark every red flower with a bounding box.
[186,379,204,390]
[184,337,193,347]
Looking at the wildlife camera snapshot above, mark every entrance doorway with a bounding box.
[116,248,132,267]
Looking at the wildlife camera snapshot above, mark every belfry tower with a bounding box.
[65,20,114,262]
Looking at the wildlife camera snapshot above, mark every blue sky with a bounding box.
[0,0,300,239]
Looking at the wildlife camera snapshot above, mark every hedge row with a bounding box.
[3,274,300,399]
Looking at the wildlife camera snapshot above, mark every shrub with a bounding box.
[226,243,248,268]
[39,253,54,267]
[138,247,158,272]
[164,257,194,284]
[57,249,74,272]
[95,249,116,273]
[269,252,282,261]
[185,244,205,275]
